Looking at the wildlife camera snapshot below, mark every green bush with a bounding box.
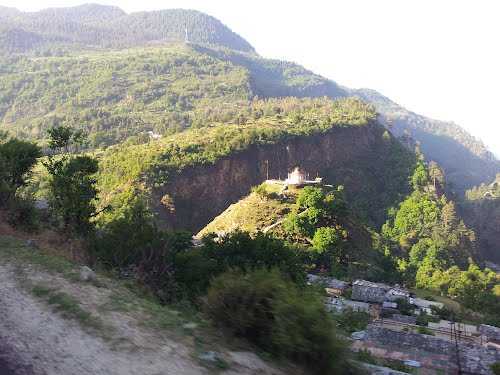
[6,197,40,232]
[206,268,353,374]
[92,200,159,268]
[332,309,371,333]
[417,326,434,336]
[395,298,414,316]
[354,349,377,365]
[92,200,192,302]
[174,231,307,298]
[251,183,269,198]
[0,136,41,205]
[430,305,454,320]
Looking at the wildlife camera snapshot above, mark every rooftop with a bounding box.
[353,280,392,290]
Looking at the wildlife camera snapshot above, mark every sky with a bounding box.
[4,0,500,157]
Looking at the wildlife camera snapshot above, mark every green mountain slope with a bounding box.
[0,4,497,193]
[93,98,415,232]
[460,174,500,263]
[0,44,252,146]
[0,5,255,54]
[353,89,500,192]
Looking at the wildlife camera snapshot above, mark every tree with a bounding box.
[44,126,101,235]
[311,226,349,274]
[312,227,342,254]
[428,161,445,191]
[46,156,99,234]
[391,192,440,247]
[297,186,325,210]
[0,137,41,204]
[441,200,458,232]
[47,126,85,153]
[411,162,429,191]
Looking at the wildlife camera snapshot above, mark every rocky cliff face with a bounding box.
[152,122,414,232]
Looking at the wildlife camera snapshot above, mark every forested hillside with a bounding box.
[0,4,498,193]
[460,174,500,263]
[0,5,255,54]
[1,6,499,373]
[0,45,252,147]
[352,89,499,193]
[93,97,413,230]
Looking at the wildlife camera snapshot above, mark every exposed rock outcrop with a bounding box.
[153,122,413,232]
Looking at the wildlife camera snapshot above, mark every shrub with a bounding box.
[395,298,414,316]
[332,309,370,333]
[417,326,434,335]
[7,197,39,232]
[0,137,41,205]
[92,200,192,302]
[92,201,158,268]
[283,211,314,237]
[296,186,325,210]
[430,305,454,320]
[416,311,439,326]
[206,268,353,374]
[354,348,377,365]
[251,183,269,198]
[175,231,307,298]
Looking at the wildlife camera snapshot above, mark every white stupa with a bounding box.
[285,167,307,185]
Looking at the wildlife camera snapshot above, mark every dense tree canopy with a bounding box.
[381,160,499,323]
[44,126,101,235]
[0,133,41,204]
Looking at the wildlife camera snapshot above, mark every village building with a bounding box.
[352,280,390,303]
[384,286,410,302]
[352,280,410,304]
[147,130,161,139]
[479,324,500,347]
[307,274,348,296]
[382,301,398,310]
[411,297,444,315]
[344,299,371,313]
[286,167,306,185]
[325,296,370,313]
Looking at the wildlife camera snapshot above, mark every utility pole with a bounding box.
[451,321,462,374]
[265,160,269,180]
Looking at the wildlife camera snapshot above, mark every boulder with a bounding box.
[79,266,96,282]
[25,239,38,249]
[198,351,224,364]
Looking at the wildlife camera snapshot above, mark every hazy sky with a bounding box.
[4,0,500,156]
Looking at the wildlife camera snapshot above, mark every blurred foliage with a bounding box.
[206,268,355,374]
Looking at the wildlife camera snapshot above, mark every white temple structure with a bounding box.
[266,166,322,186]
[286,167,307,185]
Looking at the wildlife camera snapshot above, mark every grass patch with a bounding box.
[98,292,133,313]
[32,284,54,297]
[0,236,75,276]
[417,326,435,336]
[198,185,298,236]
[31,284,105,332]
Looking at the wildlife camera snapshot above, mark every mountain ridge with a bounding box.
[0,3,498,193]
[0,5,256,53]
